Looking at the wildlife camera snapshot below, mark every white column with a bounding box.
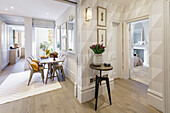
[0,20,2,72]
[24,17,33,70]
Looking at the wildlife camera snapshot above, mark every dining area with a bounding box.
[26,52,66,86]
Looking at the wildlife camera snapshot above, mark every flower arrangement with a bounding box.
[40,41,50,52]
[90,44,105,54]
[45,49,50,55]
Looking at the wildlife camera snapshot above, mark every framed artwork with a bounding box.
[133,28,144,44]
[97,28,107,47]
[97,6,107,27]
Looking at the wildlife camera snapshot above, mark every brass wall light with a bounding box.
[85,7,92,22]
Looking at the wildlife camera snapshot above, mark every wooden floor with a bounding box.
[0,58,25,85]
[132,66,149,85]
[0,59,162,113]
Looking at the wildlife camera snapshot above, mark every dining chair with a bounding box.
[26,57,45,86]
[58,54,62,58]
[29,55,34,60]
[53,55,66,81]
[45,54,61,84]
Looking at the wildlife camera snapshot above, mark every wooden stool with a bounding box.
[95,75,111,110]
[90,63,113,110]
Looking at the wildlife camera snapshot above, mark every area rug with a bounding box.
[0,70,62,104]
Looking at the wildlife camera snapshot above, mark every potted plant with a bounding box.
[40,41,50,54]
[90,44,105,66]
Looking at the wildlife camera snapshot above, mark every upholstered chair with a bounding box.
[26,57,45,86]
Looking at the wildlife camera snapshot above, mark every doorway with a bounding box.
[128,19,149,85]
[112,21,122,79]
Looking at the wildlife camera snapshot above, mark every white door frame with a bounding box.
[112,20,123,78]
[164,0,170,113]
[123,15,149,79]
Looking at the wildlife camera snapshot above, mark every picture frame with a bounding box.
[97,28,107,47]
[133,28,144,44]
[97,6,107,27]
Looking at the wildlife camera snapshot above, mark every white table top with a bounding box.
[39,57,64,64]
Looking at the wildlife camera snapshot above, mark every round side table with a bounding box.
[90,63,113,111]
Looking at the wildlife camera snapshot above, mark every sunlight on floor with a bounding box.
[132,66,149,85]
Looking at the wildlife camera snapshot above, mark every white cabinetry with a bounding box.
[0,20,10,71]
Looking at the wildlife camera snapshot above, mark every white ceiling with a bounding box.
[8,25,25,31]
[0,14,25,25]
[0,0,70,20]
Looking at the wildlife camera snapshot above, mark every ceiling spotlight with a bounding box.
[46,13,49,15]
[10,6,14,9]
[5,8,8,11]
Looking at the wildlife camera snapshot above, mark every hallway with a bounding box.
[0,64,161,113]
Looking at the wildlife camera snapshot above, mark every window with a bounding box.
[57,27,61,49]
[67,19,75,52]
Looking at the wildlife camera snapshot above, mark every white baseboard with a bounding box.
[63,66,76,83]
[1,62,9,71]
[147,88,164,112]
[77,80,114,103]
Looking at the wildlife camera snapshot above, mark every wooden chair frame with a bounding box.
[53,55,66,81]
[26,57,44,86]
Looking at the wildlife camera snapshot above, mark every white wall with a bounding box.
[55,5,77,83]
[24,17,33,70]
[122,0,164,112]
[77,0,124,103]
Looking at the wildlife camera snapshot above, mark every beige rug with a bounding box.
[0,70,62,104]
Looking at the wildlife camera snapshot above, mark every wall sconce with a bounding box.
[86,7,92,22]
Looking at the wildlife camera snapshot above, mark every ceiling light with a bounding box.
[46,13,49,15]
[14,20,18,22]
[10,6,14,9]
[5,8,8,11]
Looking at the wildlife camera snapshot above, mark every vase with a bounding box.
[93,54,102,66]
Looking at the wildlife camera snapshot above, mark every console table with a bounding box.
[90,64,113,110]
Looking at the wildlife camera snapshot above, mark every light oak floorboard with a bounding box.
[0,59,162,113]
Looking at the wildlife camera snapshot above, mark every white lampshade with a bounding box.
[86,7,92,21]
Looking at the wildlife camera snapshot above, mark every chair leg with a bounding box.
[45,68,50,84]
[56,71,60,82]
[53,68,56,81]
[42,70,44,80]
[61,66,65,78]
[28,71,34,86]
[40,70,44,84]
